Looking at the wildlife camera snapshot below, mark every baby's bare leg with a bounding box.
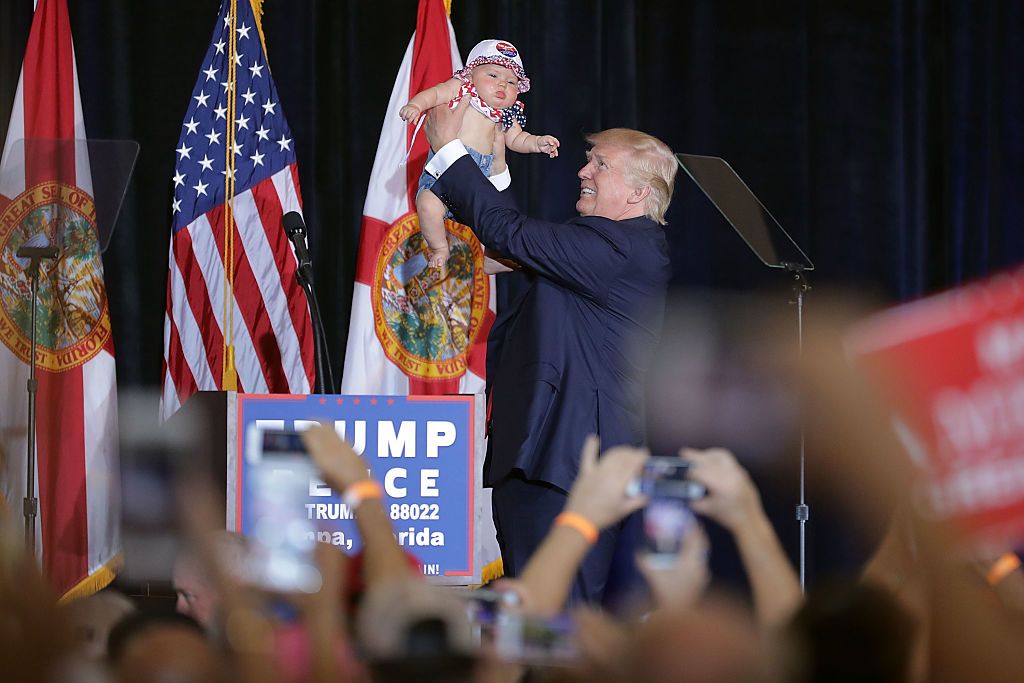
[416,190,450,268]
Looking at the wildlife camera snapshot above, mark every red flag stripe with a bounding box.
[467,305,496,379]
[354,215,391,286]
[172,229,226,382]
[290,164,303,209]
[22,0,76,186]
[408,376,460,394]
[163,272,184,408]
[35,367,88,592]
[405,0,454,208]
[165,314,200,403]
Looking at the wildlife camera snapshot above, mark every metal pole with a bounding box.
[17,245,58,556]
[23,258,40,555]
[795,284,809,592]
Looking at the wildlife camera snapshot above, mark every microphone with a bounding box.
[282,211,312,275]
[281,210,335,392]
[16,246,59,259]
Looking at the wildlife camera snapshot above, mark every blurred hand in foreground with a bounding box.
[564,435,649,530]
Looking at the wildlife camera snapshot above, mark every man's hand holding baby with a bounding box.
[424,96,469,152]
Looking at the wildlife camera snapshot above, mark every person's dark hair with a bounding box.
[106,610,206,663]
[369,617,476,683]
[786,578,917,683]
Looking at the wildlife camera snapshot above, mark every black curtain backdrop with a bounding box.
[3,0,1022,389]
[2,0,1023,582]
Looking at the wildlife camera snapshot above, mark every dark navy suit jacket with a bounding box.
[433,155,671,492]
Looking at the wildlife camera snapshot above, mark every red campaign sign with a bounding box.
[847,268,1024,546]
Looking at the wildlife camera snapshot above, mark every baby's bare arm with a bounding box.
[504,123,560,158]
[400,78,463,121]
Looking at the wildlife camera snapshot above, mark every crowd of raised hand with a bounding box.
[4,313,1024,683]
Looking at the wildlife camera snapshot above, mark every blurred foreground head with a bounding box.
[783,578,919,683]
[63,589,137,660]
[109,611,227,683]
[173,530,248,629]
[357,579,477,683]
[626,599,771,683]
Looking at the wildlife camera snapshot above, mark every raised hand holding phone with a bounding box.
[681,448,762,532]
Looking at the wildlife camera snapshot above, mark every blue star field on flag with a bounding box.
[171,1,295,232]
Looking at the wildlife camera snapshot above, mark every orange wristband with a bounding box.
[554,512,599,545]
[987,553,1021,586]
[342,480,383,509]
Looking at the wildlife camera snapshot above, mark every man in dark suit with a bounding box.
[423,101,677,603]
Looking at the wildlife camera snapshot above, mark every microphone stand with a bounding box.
[16,245,59,556]
[288,228,334,393]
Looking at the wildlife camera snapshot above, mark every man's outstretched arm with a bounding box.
[421,101,630,302]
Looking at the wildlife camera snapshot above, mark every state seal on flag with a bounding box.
[371,212,489,381]
[0,181,111,372]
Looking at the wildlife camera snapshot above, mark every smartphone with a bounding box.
[641,457,706,500]
[119,389,210,583]
[494,612,578,666]
[642,497,697,564]
[243,426,322,594]
[640,457,702,565]
[464,588,521,644]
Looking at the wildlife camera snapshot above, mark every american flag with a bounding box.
[161,0,314,418]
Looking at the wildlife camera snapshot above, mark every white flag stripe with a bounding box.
[230,188,306,391]
[343,282,410,394]
[0,77,26,198]
[339,36,418,394]
[269,164,301,215]
[0,344,29,517]
[458,370,486,393]
[160,313,184,419]
[82,350,118,570]
[161,375,182,416]
[361,36,415,224]
[70,51,93,196]
[168,255,218,391]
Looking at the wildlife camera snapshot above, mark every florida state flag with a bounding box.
[0,0,120,599]
[340,0,496,395]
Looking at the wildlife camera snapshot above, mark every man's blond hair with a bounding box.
[586,128,677,225]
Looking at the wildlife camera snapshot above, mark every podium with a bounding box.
[164,391,495,586]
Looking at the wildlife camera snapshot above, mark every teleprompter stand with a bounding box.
[676,153,815,591]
